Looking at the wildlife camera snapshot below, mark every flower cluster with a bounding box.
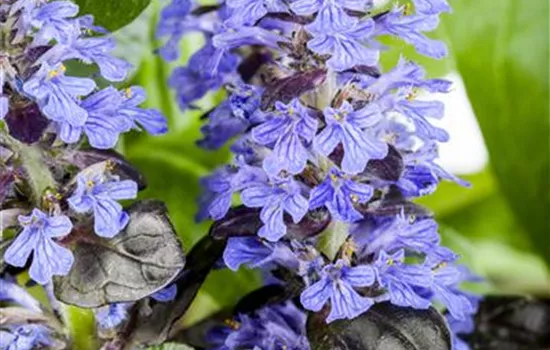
[157,0,479,349]
[1,0,170,343]
[208,301,309,350]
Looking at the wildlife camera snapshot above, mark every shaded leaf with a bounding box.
[234,284,291,315]
[307,303,451,350]
[126,235,226,346]
[54,200,185,308]
[463,295,550,349]
[74,0,152,32]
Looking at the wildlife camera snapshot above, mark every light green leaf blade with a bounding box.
[442,0,550,263]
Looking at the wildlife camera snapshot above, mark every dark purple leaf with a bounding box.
[346,65,382,78]
[14,46,52,79]
[209,205,262,240]
[463,295,550,349]
[210,205,331,240]
[285,208,332,240]
[125,235,227,346]
[261,69,326,109]
[238,50,272,82]
[307,303,451,350]
[5,102,49,144]
[234,284,292,314]
[360,145,404,182]
[360,186,433,219]
[191,4,220,15]
[63,148,147,190]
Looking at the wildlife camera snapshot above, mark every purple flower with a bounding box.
[429,263,476,321]
[68,173,137,238]
[118,86,168,135]
[151,284,177,302]
[447,313,475,350]
[58,87,125,149]
[252,99,318,175]
[30,1,79,45]
[241,176,309,241]
[169,43,239,109]
[23,63,96,126]
[198,164,265,221]
[291,0,372,16]
[208,302,309,350]
[0,278,41,313]
[198,83,263,150]
[95,303,131,329]
[314,101,387,174]
[413,0,452,15]
[155,0,193,61]
[0,324,52,350]
[3,209,74,285]
[359,212,440,256]
[374,8,448,59]
[213,25,289,51]
[300,260,376,322]
[306,16,379,71]
[394,90,449,142]
[309,168,373,222]
[0,95,7,120]
[361,57,451,96]
[223,236,299,271]
[398,141,469,197]
[69,37,132,82]
[373,250,432,309]
[225,0,289,27]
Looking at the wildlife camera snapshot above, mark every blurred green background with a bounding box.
[71,0,550,330]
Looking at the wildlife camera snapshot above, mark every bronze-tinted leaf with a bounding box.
[63,148,147,190]
[54,200,185,308]
[463,295,550,349]
[209,205,262,240]
[360,145,404,182]
[361,186,432,219]
[286,208,332,240]
[261,69,326,109]
[307,303,451,350]
[210,205,331,240]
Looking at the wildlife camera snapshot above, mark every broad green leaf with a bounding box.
[442,0,550,263]
[74,0,151,31]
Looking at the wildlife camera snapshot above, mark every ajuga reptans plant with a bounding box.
[155,0,481,349]
[1,0,485,349]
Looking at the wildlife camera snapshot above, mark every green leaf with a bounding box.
[442,0,550,263]
[61,305,97,350]
[73,0,151,31]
